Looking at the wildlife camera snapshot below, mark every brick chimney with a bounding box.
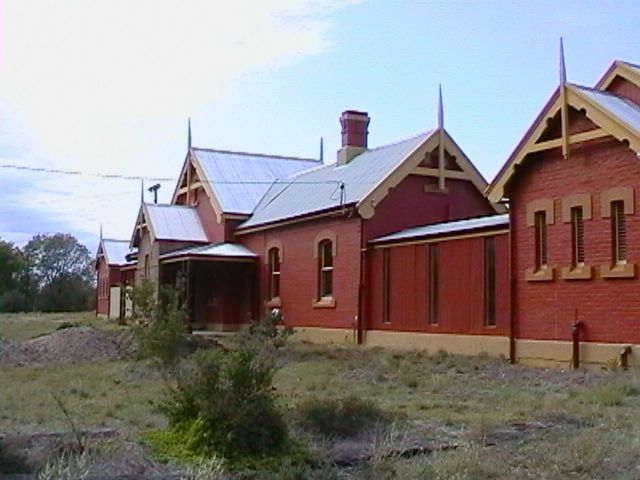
[337,110,370,165]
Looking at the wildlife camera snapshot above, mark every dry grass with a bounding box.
[3,314,640,478]
[0,311,111,342]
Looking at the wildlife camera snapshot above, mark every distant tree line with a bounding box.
[0,233,95,313]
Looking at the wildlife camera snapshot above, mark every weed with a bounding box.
[297,395,391,438]
[585,381,638,406]
[38,451,90,480]
[160,346,289,458]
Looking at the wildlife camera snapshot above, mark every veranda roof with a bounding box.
[370,214,509,245]
[159,242,258,262]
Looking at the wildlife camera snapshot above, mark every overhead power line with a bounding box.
[0,163,342,186]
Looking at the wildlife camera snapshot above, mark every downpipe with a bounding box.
[571,320,583,370]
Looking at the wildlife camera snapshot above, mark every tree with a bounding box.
[0,239,28,312]
[22,233,94,312]
[0,239,24,294]
[23,233,93,288]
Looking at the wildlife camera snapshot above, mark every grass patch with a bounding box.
[584,381,638,406]
[0,360,165,433]
[0,311,111,342]
[297,395,392,438]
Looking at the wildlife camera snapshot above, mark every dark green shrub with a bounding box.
[297,395,391,438]
[131,282,190,371]
[247,308,292,348]
[161,344,289,458]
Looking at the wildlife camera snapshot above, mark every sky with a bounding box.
[0,0,638,251]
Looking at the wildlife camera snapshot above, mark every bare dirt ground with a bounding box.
[0,326,136,368]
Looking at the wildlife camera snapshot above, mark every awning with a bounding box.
[370,214,509,246]
[159,242,258,263]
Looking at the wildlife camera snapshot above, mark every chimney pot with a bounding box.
[337,110,370,165]
[340,110,370,148]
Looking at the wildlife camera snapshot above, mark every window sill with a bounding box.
[525,266,554,282]
[561,265,592,280]
[265,297,282,309]
[312,297,336,309]
[600,263,635,279]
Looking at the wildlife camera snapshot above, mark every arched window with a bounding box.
[267,247,281,300]
[318,239,333,299]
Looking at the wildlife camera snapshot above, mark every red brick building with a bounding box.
[95,238,135,319]
[100,101,507,353]
[488,59,640,367]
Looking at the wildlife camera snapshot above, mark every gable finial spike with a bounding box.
[437,83,444,130]
[319,136,324,162]
[99,223,103,242]
[559,37,567,85]
[188,117,192,150]
[140,178,145,204]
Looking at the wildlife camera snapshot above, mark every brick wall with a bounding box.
[509,137,640,343]
[363,176,495,241]
[240,214,362,330]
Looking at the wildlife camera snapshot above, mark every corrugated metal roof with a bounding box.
[574,85,640,131]
[102,239,134,266]
[370,214,509,244]
[145,204,208,242]
[160,242,257,260]
[240,132,432,229]
[192,148,320,215]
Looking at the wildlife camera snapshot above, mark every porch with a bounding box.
[159,243,258,331]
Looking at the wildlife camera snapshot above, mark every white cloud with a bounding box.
[0,0,360,246]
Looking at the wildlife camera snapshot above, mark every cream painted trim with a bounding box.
[235,209,348,236]
[525,266,554,282]
[372,229,509,249]
[358,128,499,219]
[561,194,592,222]
[488,85,640,203]
[442,132,498,208]
[170,151,191,204]
[529,129,609,153]
[312,297,336,309]
[176,181,203,196]
[487,91,563,203]
[364,330,509,357]
[313,230,337,258]
[515,338,640,369]
[357,131,439,219]
[600,186,634,217]
[600,262,636,279]
[412,166,468,180]
[561,265,592,280]
[526,198,555,226]
[291,326,356,344]
[595,61,640,91]
[567,85,640,152]
[141,204,159,243]
[172,151,224,222]
[266,239,284,263]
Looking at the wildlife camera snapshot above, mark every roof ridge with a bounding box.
[573,83,640,106]
[145,203,195,209]
[192,147,320,163]
[367,129,434,152]
[102,238,130,243]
